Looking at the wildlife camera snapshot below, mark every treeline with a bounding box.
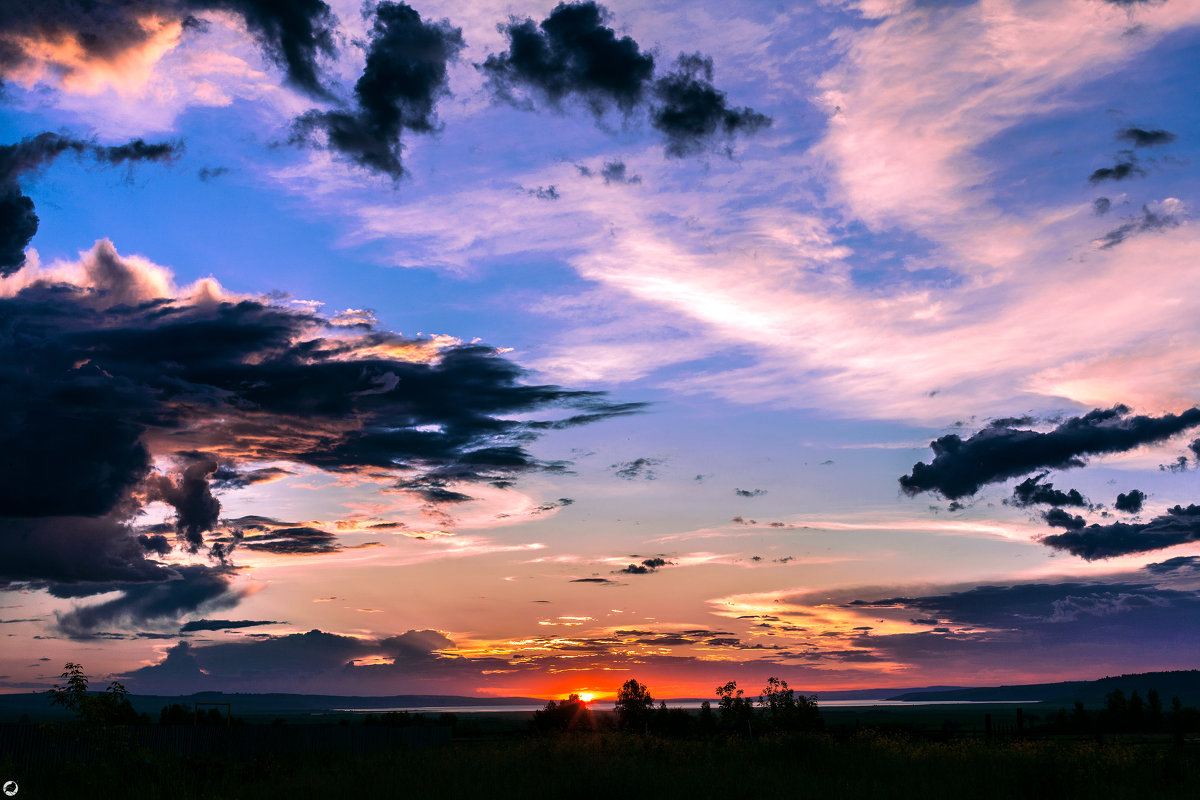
[1038,689,1200,736]
[532,677,821,736]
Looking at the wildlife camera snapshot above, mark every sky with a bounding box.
[1,0,1199,702]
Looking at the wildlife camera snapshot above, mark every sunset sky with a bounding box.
[2,0,1199,701]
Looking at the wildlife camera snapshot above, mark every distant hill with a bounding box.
[0,691,546,722]
[5,672,1197,722]
[812,686,968,701]
[887,670,1200,706]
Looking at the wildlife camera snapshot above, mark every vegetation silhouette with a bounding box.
[1034,688,1200,743]
[17,664,1200,799]
[613,678,655,732]
[47,663,146,725]
[532,693,595,734]
[529,676,823,738]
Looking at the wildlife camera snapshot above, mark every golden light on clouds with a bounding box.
[4,15,182,95]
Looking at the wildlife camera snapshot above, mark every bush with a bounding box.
[47,663,142,725]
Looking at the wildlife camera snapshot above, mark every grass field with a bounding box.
[5,724,1199,799]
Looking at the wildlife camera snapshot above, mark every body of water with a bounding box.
[334,699,1037,714]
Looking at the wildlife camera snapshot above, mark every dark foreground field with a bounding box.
[4,724,1199,799]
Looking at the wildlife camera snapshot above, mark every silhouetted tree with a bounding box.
[532,694,593,734]
[1128,690,1145,730]
[697,700,716,736]
[716,681,754,735]
[650,701,695,737]
[757,676,820,732]
[1148,689,1163,731]
[1105,689,1127,718]
[47,663,141,725]
[1071,700,1091,733]
[159,703,191,725]
[614,679,655,732]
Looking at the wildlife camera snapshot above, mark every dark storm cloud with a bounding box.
[1095,201,1183,249]
[1043,508,1086,530]
[198,166,229,182]
[179,618,283,632]
[210,465,291,489]
[989,415,1035,428]
[600,160,640,184]
[1115,489,1146,513]
[843,578,1200,669]
[121,641,208,691]
[1117,127,1177,147]
[54,565,242,637]
[293,2,464,180]
[1088,160,1141,183]
[576,161,641,184]
[900,405,1200,500]
[0,0,337,97]
[137,534,172,556]
[145,459,220,552]
[525,402,648,431]
[611,456,664,480]
[481,1,654,116]
[650,53,772,157]
[849,582,1200,633]
[138,629,372,682]
[482,3,768,157]
[734,488,767,498]
[616,557,670,575]
[126,623,852,695]
[1042,504,1200,560]
[378,628,452,660]
[238,526,342,555]
[0,241,640,634]
[1009,473,1086,507]
[0,132,181,275]
[127,628,463,694]
[1145,555,1200,575]
[0,516,171,587]
[0,185,38,275]
[392,478,474,504]
[209,517,375,558]
[4,257,637,492]
[92,138,182,165]
[1093,197,1111,215]
[200,0,337,96]
[571,577,616,583]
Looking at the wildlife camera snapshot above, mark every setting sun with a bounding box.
[577,692,595,703]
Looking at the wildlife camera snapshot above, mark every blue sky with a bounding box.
[1,0,1199,700]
